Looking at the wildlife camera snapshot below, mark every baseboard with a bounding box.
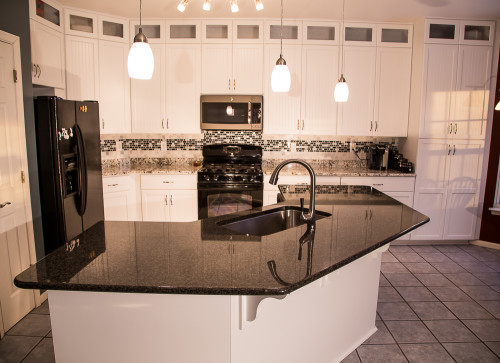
[391,240,470,246]
[471,240,500,250]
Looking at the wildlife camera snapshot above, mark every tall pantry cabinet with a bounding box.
[412,19,494,240]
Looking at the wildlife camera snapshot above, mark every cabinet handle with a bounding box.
[228,79,231,90]
[370,209,373,219]
[167,119,169,129]
[162,118,164,129]
[448,145,451,155]
[454,123,457,134]
[37,65,41,78]
[370,121,373,132]
[0,202,11,209]
[233,79,236,90]
[449,123,453,134]
[365,210,368,219]
[453,145,456,155]
[170,195,173,205]
[375,121,378,132]
[33,64,37,77]
[164,195,168,206]
[297,120,300,130]
[107,183,118,187]
[302,120,304,130]
[373,183,383,186]
[162,181,173,184]
[102,118,105,129]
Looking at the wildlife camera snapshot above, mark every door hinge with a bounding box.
[20,170,25,183]
[13,69,18,83]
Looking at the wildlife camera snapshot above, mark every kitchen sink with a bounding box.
[217,206,331,237]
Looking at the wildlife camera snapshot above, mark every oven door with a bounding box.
[198,184,263,220]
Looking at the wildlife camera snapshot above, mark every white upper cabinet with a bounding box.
[98,40,131,134]
[264,20,302,44]
[377,24,413,47]
[337,46,376,136]
[65,35,99,101]
[30,20,65,88]
[263,44,302,134]
[202,20,232,43]
[129,20,166,43]
[64,8,97,38]
[300,45,338,135]
[201,43,233,93]
[343,23,376,46]
[460,20,495,46]
[232,44,264,94]
[131,44,166,133]
[425,19,460,44]
[166,20,201,43]
[98,15,129,43]
[29,0,63,32]
[233,20,263,44]
[302,21,339,45]
[165,44,201,133]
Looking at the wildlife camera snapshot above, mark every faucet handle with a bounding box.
[300,197,304,213]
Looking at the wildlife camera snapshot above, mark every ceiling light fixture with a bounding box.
[230,0,239,13]
[203,0,211,11]
[177,0,189,12]
[334,0,349,102]
[255,0,264,11]
[271,0,291,93]
[128,0,154,80]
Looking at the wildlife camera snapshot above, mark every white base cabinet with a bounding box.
[103,175,140,221]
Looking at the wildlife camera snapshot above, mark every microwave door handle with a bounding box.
[248,102,251,124]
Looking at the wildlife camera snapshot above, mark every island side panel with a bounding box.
[230,245,388,363]
[48,291,231,363]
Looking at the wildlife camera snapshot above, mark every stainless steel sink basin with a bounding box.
[217,206,331,236]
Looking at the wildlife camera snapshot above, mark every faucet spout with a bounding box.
[269,159,316,222]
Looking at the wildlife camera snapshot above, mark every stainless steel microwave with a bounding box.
[200,95,263,131]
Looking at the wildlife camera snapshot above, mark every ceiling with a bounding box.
[57,0,500,23]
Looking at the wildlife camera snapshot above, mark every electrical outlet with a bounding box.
[116,141,123,152]
[290,141,297,153]
[161,140,167,151]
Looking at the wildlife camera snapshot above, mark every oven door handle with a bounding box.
[197,185,263,192]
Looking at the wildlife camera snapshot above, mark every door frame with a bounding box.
[0,30,43,314]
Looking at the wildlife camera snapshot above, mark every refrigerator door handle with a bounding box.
[74,124,88,216]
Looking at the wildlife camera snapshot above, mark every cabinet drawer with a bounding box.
[341,176,415,192]
[103,176,133,193]
[141,174,197,190]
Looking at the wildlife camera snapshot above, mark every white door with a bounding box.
[169,190,197,222]
[201,44,232,94]
[65,35,99,101]
[165,44,201,133]
[141,190,170,222]
[0,40,35,336]
[412,190,447,240]
[300,45,338,135]
[263,44,302,135]
[443,191,479,240]
[420,44,458,138]
[232,43,263,94]
[453,45,492,139]
[99,40,131,134]
[337,46,376,136]
[374,47,411,137]
[131,43,166,133]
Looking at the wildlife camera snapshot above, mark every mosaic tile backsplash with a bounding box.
[101,131,398,154]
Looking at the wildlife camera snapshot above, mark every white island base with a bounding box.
[48,245,387,363]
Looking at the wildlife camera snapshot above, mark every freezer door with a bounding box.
[75,101,104,231]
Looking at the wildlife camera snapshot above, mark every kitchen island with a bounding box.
[15,185,428,363]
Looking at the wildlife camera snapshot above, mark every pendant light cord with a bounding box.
[140,0,142,27]
[340,0,345,75]
[280,0,283,58]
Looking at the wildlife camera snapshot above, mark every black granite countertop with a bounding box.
[15,186,428,295]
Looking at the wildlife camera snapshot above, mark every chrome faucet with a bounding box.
[269,159,316,222]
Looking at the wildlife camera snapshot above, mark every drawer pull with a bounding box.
[373,183,384,186]
[107,183,119,187]
[163,181,173,184]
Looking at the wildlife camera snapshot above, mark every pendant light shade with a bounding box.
[271,57,291,92]
[334,75,349,102]
[271,0,290,93]
[128,0,154,80]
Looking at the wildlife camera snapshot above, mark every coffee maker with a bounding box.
[369,144,389,170]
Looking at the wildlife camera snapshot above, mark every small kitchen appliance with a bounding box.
[368,144,389,170]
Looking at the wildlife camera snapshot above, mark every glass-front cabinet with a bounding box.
[98,15,129,43]
[29,0,63,31]
[64,8,97,38]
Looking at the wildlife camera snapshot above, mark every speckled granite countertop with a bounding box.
[14,186,428,295]
[102,158,415,177]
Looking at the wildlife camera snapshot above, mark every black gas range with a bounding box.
[198,144,263,220]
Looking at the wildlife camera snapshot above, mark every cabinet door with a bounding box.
[453,45,492,139]
[414,139,449,190]
[232,44,263,94]
[30,21,65,88]
[98,40,131,133]
[300,45,338,135]
[374,47,411,137]
[412,190,446,240]
[337,46,376,136]
[443,191,479,240]
[368,205,404,243]
[103,191,133,221]
[447,141,484,190]
[201,44,232,94]
[263,44,302,134]
[64,8,97,38]
[141,190,169,222]
[384,192,414,240]
[420,44,458,138]
[65,35,99,101]
[165,44,201,133]
[131,44,166,133]
[169,190,197,222]
[333,205,368,259]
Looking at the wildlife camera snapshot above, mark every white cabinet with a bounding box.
[413,139,484,240]
[98,15,129,43]
[131,44,166,133]
[103,175,140,221]
[98,40,131,134]
[65,35,99,101]
[420,44,492,139]
[130,20,165,43]
[29,0,63,31]
[30,20,65,88]
[141,175,197,222]
[165,44,201,133]
[166,20,201,43]
[201,44,232,93]
[64,8,97,38]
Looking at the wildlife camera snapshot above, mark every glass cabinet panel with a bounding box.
[345,27,373,42]
[103,21,123,38]
[206,25,229,39]
[70,14,93,33]
[307,26,335,41]
[35,0,60,26]
[429,24,455,40]
[237,25,260,40]
[464,25,490,41]
[270,25,298,40]
[134,24,161,39]
[381,28,408,43]
[170,24,197,39]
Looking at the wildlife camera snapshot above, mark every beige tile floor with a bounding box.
[0,244,499,362]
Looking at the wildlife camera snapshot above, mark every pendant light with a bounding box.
[271,0,291,92]
[128,0,154,80]
[334,0,349,102]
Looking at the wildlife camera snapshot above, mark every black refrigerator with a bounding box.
[34,96,104,255]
